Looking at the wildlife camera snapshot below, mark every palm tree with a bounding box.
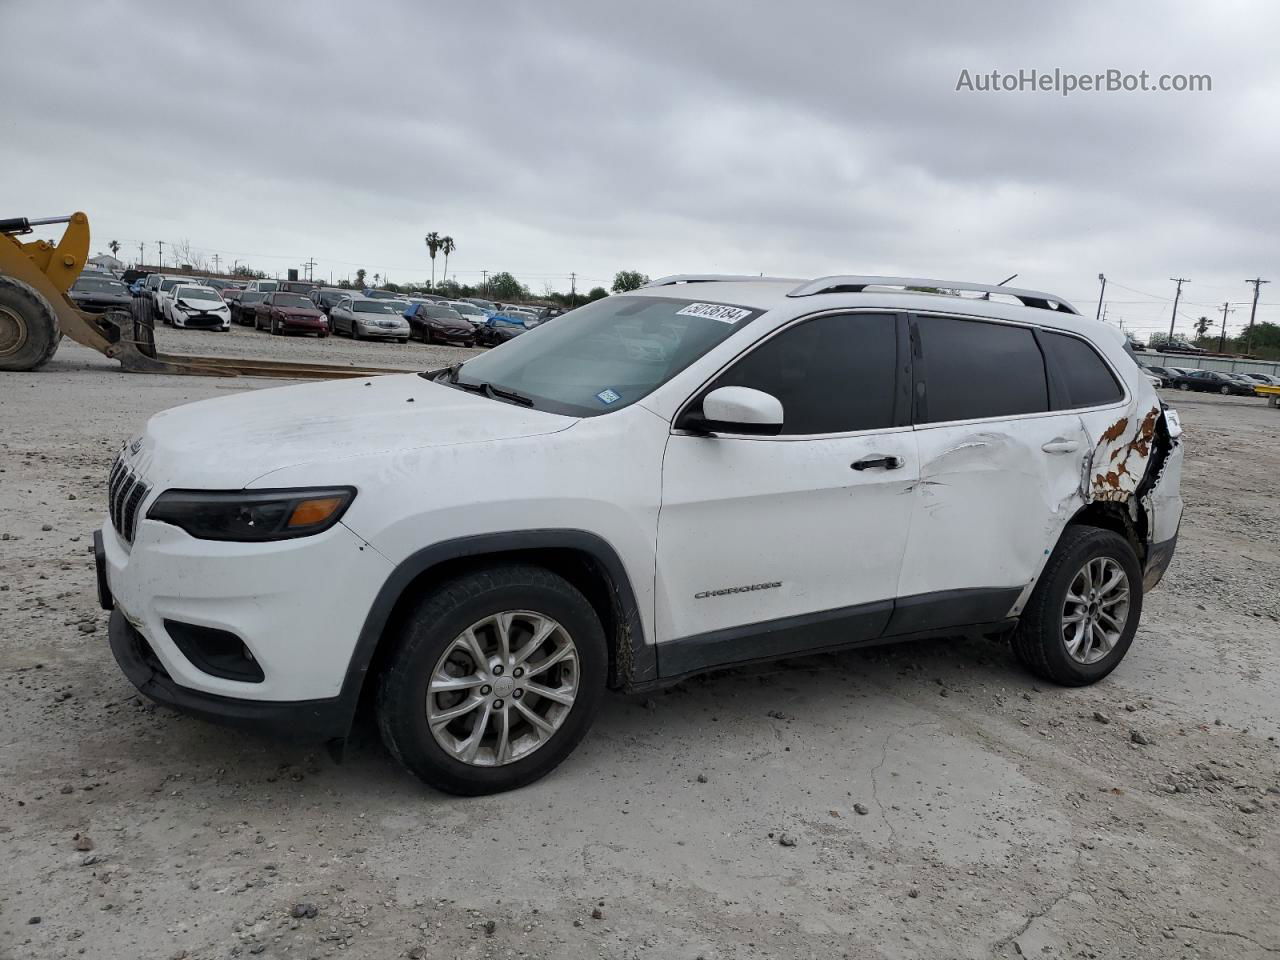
[108,240,120,260]
[439,236,455,289]
[424,232,442,290]
[373,272,381,287]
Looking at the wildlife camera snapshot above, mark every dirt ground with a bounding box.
[1,330,1278,960]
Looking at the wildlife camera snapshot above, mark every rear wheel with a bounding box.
[376,565,607,795]
[1220,385,1230,395]
[0,276,61,372]
[1178,382,1190,391]
[1012,526,1142,686]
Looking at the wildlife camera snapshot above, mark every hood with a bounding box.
[276,307,321,318]
[128,373,575,490]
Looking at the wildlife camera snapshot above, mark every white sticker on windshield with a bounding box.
[676,302,752,324]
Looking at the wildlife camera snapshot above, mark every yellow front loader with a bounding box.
[0,212,402,379]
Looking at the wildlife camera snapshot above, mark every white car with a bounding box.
[165,284,231,330]
[149,274,196,314]
[98,274,1184,795]
[446,300,490,327]
[242,279,279,295]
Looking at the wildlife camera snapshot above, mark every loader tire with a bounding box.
[0,276,62,371]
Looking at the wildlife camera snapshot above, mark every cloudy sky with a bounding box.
[3,0,1277,338]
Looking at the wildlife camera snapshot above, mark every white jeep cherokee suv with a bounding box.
[97,275,1184,795]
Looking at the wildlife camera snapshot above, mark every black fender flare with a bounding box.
[331,529,654,740]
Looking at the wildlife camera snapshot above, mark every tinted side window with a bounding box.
[917,315,1047,423]
[709,313,898,434]
[1040,332,1123,408]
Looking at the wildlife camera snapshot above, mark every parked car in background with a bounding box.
[445,300,490,326]
[253,291,329,337]
[242,279,280,295]
[330,296,410,341]
[221,288,243,313]
[1170,369,1256,395]
[405,303,476,346]
[1140,364,1179,387]
[70,275,133,313]
[278,279,319,295]
[310,287,349,316]
[1239,372,1280,386]
[361,288,406,301]
[129,278,148,297]
[409,292,449,303]
[461,297,497,314]
[155,277,198,321]
[1156,339,1206,355]
[231,289,268,326]
[475,312,530,347]
[144,273,192,309]
[167,285,231,330]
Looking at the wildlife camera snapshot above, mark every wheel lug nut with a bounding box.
[493,665,504,676]
[513,689,523,700]
[513,667,524,678]
[494,699,504,710]
[480,685,491,696]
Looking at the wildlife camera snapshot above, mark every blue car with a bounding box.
[129,278,147,296]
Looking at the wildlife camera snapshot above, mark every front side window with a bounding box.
[446,295,762,416]
[1040,331,1124,408]
[917,315,1048,424]
[706,313,899,435]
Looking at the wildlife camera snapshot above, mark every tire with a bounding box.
[1220,385,1230,395]
[398,338,408,344]
[465,339,476,348]
[1178,382,1190,391]
[0,275,61,371]
[376,565,607,795]
[271,317,279,336]
[1011,526,1143,686]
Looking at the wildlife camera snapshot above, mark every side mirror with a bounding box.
[681,386,784,436]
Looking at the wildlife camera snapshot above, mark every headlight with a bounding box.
[147,487,356,541]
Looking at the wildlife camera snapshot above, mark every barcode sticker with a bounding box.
[676,302,752,324]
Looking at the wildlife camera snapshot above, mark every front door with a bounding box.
[655,311,918,676]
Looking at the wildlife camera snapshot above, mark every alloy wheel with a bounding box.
[426,611,579,767]
[1061,556,1130,664]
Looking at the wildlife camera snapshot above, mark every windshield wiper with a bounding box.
[428,365,534,407]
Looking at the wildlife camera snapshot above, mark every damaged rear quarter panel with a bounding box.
[1087,405,1161,503]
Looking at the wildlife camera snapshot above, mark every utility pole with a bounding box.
[157,240,165,269]
[1096,273,1106,320]
[1167,278,1190,344]
[1218,301,1234,353]
[569,271,577,306]
[212,254,221,274]
[481,270,489,297]
[1244,277,1269,354]
[138,241,144,267]
[304,257,318,281]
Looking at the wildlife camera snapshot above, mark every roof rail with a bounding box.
[645,274,796,287]
[788,275,1079,314]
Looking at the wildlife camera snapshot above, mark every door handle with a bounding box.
[851,455,903,471]
[1041,438,1081,454]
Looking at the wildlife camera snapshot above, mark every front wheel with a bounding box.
[376,565,607,795]
[1011,526,1142,686]
[1178,382,1190,391]
[1220,385,1230,395]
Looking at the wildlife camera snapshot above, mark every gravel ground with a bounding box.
[1,336,1278,959]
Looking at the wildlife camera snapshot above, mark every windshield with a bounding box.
[255,281,279,291]
[176,287,222,301]
[426,306,462,319]
[447,295,760,416]
[242,292,265,303]
[450,302,483,316]
[160,278,193,292]
[355,300,406,314]
[273,294,313,309]
[74,277,127,293]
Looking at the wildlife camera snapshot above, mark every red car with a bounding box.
[254,292,329,337]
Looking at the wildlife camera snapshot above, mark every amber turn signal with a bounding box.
[287,496,346,528]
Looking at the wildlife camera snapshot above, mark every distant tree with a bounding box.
[373,272,381,287]
[1146,332,1173,347]
[355,268,367,288]
[587,286,609,302]
[383,281,403,293]
[170,238,208,272]
[338,278,352,289]
[424,232,442,290]
[1240,321,1280,351]
[439,236,455,288]
[232,265,267,279]
[1194,316,1211,339]
[611,270,649,293]
[108,240,120,259]
[488,271,526,301]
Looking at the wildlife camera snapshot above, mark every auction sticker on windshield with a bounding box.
[676,302,753,324]
[596,388,621,404]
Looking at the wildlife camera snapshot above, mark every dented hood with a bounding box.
[126,373,575,489]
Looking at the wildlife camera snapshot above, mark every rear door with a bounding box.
[892,313,1091,633]
[655,311,918,674]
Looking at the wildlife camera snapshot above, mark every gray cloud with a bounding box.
[2,0,1276,335]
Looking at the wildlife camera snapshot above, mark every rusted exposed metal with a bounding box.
[1089,406,1161,501]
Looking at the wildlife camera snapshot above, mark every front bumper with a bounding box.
[278,316,327,332]
[98,515,393,703]
[108,609,353,741]
[357,325,408,338]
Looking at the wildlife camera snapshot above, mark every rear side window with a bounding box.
[710,313,898,434]
[1040,331,1124,408]
[917,315,1047,423]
